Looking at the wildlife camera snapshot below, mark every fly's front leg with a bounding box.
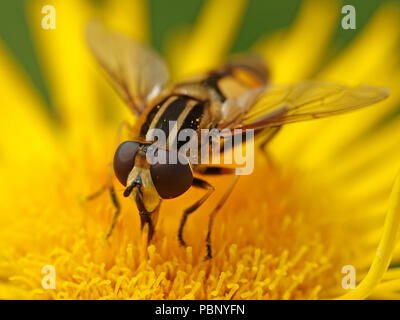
[105,185,121,239]
[86,121,132,239]
[205,174,239,260]
[257,126,281,153]
[178,178,215,247]
[140,214,155,245]
[178,167,237,246]
[256,126,281,167]
[86,163,121,239]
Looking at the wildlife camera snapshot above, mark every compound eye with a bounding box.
[150,150,193,199]
[113,141,140,186]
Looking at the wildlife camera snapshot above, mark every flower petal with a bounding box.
[0,41,56,167]
[169,0,248,79]
[336,169,400,299]
[255,0,339,82]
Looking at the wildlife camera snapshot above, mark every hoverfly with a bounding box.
[86,21,389,259]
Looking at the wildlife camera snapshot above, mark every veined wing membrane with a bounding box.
[232,82,390,131]
[86,21,169,116]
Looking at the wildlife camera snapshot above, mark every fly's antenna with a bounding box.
[123,182,138,197]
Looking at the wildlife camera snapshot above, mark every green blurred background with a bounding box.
[0,0,397,114]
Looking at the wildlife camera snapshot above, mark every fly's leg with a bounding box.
[86,164,121,239]
[256,126,281,167]
[85,121,133,239]
[178,167,236,250]
[178,178,215,247]
[140,213,155,245]
[205,175,239,260]
[257,126,281,154]
[195,166,237,176]
[85,163,113,202]
[105,185,121,239]
[86,185,107,201]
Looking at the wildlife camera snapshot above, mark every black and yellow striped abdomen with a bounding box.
[137,95,209,146]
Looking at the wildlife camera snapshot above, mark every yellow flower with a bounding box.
[1,0,400,300]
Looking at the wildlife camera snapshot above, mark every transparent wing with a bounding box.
[86,21,169,116]
[222,81,390,132]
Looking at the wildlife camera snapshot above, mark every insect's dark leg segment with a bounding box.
[140,213,154,244]
[256,126,281,166]
[205,175,239,260]
[86,185,107,200]
[257,126,281,152]
[178,178,215,247]
[85,163,122,240]
[86,122,134,239]
[195,166,236,176]
[105,186,121,239]
[86,184,121,240]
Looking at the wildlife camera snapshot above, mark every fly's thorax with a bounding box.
[172,81,211,102]
[211,68,266,102]
[129,60,268,161]
[173,63,267,125]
